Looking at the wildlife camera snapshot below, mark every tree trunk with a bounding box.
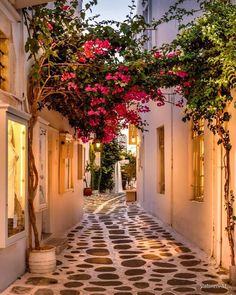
[28,115,40,250]
[224,147,235,266]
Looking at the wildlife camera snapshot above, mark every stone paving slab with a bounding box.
[3,194,236,295]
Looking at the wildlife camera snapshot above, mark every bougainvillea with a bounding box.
[24,0,190,145]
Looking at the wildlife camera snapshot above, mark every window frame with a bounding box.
[157,126,165,194]
[191,120,204,202]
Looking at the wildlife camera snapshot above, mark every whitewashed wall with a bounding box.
[136,0,233,269]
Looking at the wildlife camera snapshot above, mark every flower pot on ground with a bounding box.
[29,246,56,274]
[83,187,92,196]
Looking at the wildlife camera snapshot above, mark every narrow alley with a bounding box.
[3,194,235,295]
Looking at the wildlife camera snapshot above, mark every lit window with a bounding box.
[157,126,165,194]
[8,120,26,237]
[0,31,8,90]
[59,133,74,193]
[192,120,204,201]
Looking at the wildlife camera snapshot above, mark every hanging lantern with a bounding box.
[128,124,137,145]
[93,139,103,152]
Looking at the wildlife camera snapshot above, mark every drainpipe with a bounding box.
[170,94,174,226]
[219,145,223,266]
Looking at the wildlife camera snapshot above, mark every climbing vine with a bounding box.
[155,0,236,266]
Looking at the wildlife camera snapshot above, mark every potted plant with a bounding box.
[83,169,92,196]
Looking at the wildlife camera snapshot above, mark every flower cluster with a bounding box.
[57,42,193,143]
[61,72,76,81]
[81,39,112,60]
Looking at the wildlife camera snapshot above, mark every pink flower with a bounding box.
[47,23,53,30]
[176,98,184,107]
[156,88,163,97]
[81,136,90,143]
[176,70,188,78]
[105,73,117,81]
[102,126,117,143]
[167,52,176,58]
[61,72,76,81]
[84,50,95,59]
[138,105,150,113]
[62,5,70,11]
[82,39,112,60]
[154,51,162,59]
[115,104,127,116]
[174,85,182,94]
[124,86,148,102]
[112,85,124,95]
[85,85,97,92]
[88,110,100,116]
[91,97,106,107]
[118,66,129,72]
[68,82,77,91]
[95,84,110,95]
[183,81,192,87]
[125,110,141,125]
[89,118,100,126]
[97,107,107,115]
[79,57,86,63]
[77,129,90,143]
[117,72,131,84]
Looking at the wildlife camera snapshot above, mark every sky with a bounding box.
[83,0,135,23]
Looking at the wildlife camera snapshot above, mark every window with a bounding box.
[65,158,73,190]
[59,133,74,193]
[77,144,83,180]
[157,126,165,194]
[0,31,8,90]
[192,120,204,201]
[8,119,26,237]
[143,0,153,50]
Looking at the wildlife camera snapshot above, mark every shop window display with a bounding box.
[39,127,47,207]
[33,118,49,212]
[8,119,26,237]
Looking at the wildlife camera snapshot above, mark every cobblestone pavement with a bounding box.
[3,194,236,295]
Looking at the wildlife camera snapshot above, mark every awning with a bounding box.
[13,0,55,9]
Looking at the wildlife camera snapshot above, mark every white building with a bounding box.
[0,1,84,291]
[136,0,236,270]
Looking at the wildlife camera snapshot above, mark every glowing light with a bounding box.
[131,136,136,144]
[95,142,101,149]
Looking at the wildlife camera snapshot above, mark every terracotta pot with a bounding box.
[29,246,56,274]
[83,187,92,196]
